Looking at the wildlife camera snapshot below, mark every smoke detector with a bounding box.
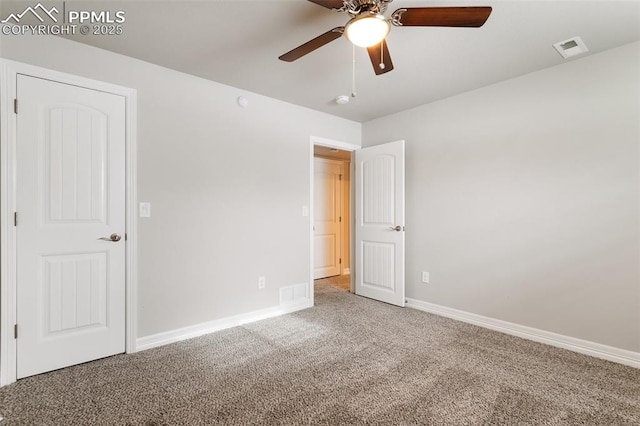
[237,96,249,108]
[335,95,350,105]
[553,36,588,59]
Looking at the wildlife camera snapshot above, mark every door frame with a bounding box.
[0,59,138,386]
[309,136,359,305]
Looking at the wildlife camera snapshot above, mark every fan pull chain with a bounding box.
[351,44,357,98]
[380,39,385,70]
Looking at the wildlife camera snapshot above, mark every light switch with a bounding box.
[139,202,151,218]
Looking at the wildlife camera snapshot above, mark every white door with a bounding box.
[16,75,126,379]
[313,158,342,279]
[355,140,405,306]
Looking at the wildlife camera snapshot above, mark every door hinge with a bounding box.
[125,233,128,241]
[339,258,342,264]
[14,212,17,226]
[14,324,18,339]
[339,174,342,181]
[339,216,342,223]
[13,99,18,114]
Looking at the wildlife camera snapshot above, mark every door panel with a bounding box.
[45,106,107,223]
[41,253,107,334]
[313,158,342,279]
[16,75,126,379]
[362,241,396,291]
[314,234,337,272]
[355,141,405,306]
[363,155,395,225]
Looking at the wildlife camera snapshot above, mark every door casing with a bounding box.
[0,59,138,386]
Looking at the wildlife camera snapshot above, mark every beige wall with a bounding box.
[1,35,361,338]
[363,42,640,352]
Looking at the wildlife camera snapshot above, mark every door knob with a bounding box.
[389,226,402,232]
[98,233,122,242]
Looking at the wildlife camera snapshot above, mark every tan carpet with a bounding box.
[315,274,351,292]
[0,280,638,425]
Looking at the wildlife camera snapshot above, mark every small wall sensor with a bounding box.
[335,95,350,105]
[553,36,588,59]
[237,96,249,108]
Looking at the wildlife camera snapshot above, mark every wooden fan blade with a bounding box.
[392,7,492,27]
[367,40,394,75]
[307,0,345,9]
[279,27,344,62]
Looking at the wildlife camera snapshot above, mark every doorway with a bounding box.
[313,149,352,281]
[0,60,138,386]
[309,137,406,308]
[309,138,358,300]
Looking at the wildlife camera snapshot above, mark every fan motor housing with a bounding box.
[344,0,393,15]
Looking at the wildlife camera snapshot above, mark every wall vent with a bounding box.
[553,36,588,59]
[279,283,309,305]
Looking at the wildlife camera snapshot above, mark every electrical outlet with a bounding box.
[258,276,266,289]
[421,272,430,284]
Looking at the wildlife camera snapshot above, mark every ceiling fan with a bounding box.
[279,0,492,75]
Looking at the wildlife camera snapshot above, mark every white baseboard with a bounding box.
[137,294,312,352]
[406,298,639,369]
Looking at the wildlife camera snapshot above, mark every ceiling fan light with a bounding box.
[345,14,390,48]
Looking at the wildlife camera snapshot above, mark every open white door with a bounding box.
[355,140,405,306]
[16,75,126,378]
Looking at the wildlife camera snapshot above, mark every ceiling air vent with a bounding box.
[553,36,588,59]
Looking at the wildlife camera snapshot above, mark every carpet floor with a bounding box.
[0,278,638,425]
[315,274,351,292]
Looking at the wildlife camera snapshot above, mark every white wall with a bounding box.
[2,33,638,355]
[363,42,640,352]
[0,35,360,338]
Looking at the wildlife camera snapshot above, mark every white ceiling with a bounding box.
[8,0,640,122]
